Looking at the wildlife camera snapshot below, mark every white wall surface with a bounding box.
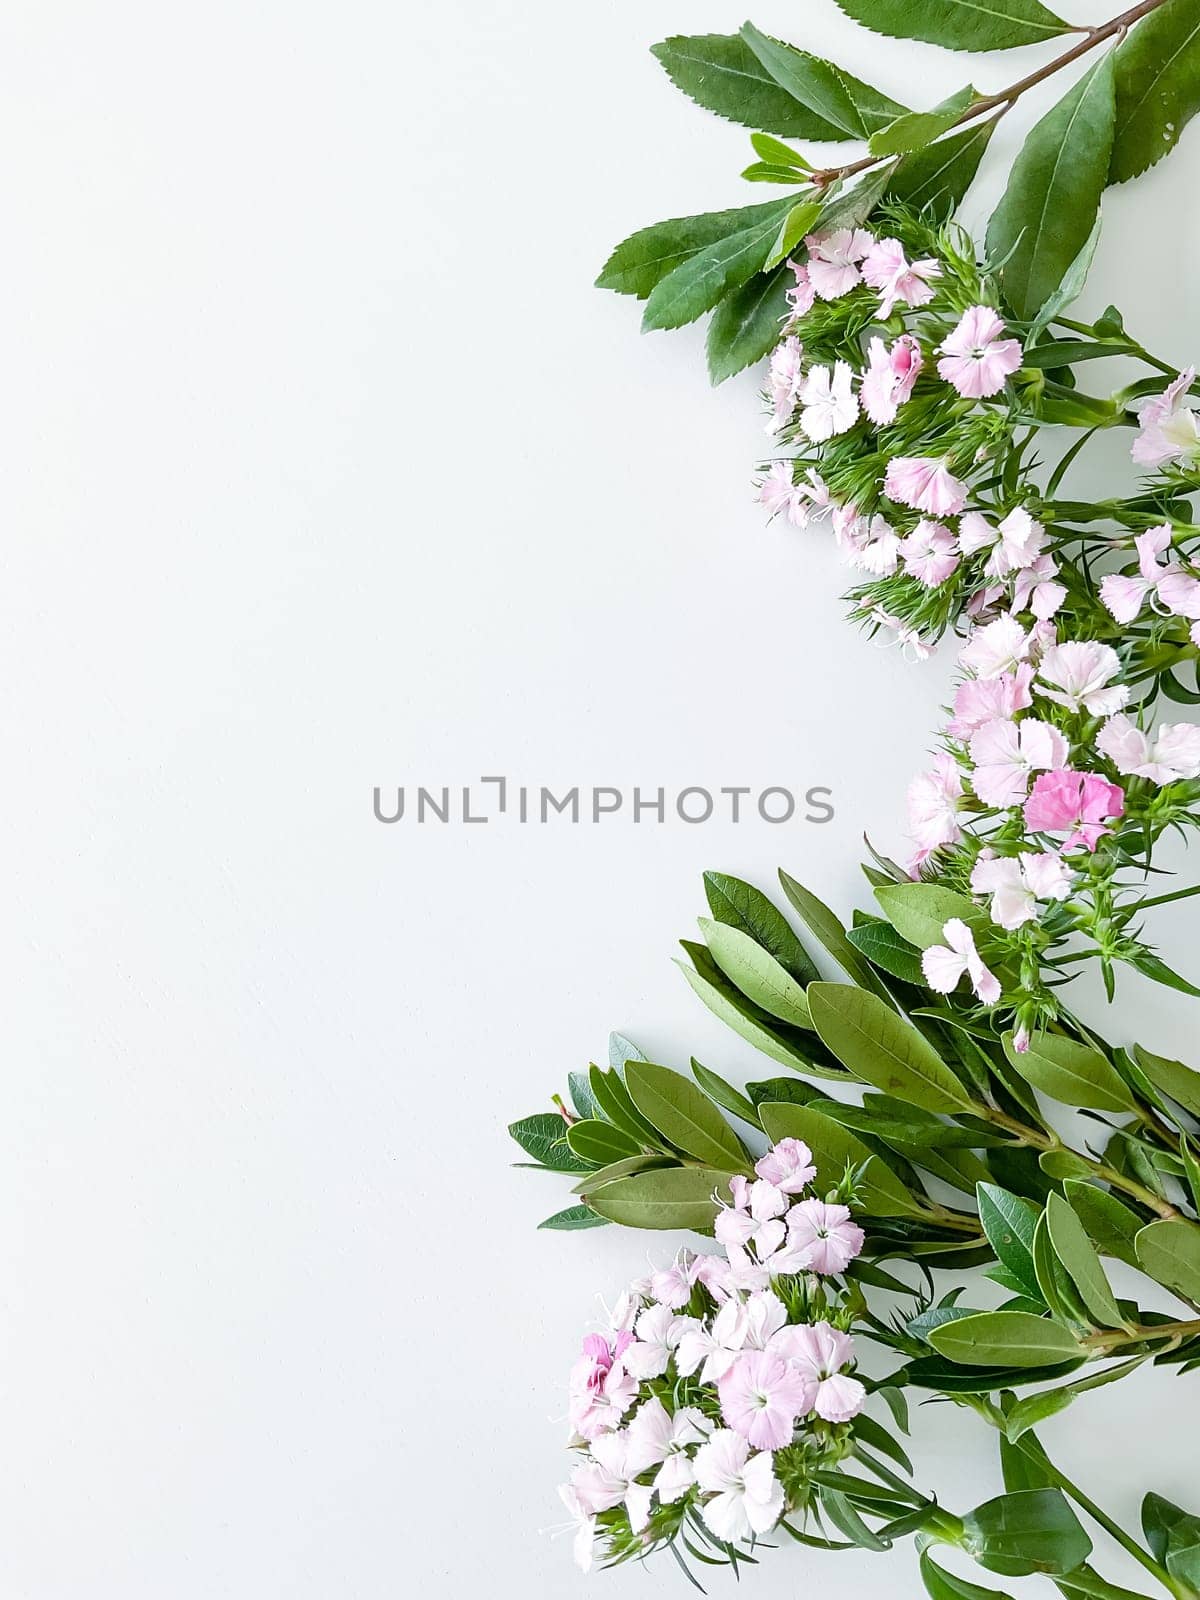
[1,2,1197,1595]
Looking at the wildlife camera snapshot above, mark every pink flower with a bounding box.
[1097,714,1200,784]
[1036,641,1129,717]
[947,666,1035,739]
[861,237,940,319]
[805,228,873,299]
[626,1397,708,1501]
[1157,568,1200,619]
[958,615,1033,679]
[1023,770,1125,852]
[769,1322,865,1423]
[959,506,1046,578]
[693,1429,784,1542]
[785,258,815,318]
[1011,553,1067,621]
[937,306,1023,398]
[651,1250,697,1310]
[1100,525,1173,623]
[847,513,901,576]
[569,1332,638,1439]
[715,1176,787,1254]
[800,360,859,442]
[718,1349,815,1449]
[674,1297,750,1383]
[766,336,804,430]
[885,455,968,516]
[971,850,1073,930]
[575,1430,654,1533]
[755,1138,815,1194]
[786,1198,865,1274]
[907,752,963,858]
[623,1301,685,1379]
[902,519,959,587]
[861,333,923,425]
[922,917,1000,1004]
[1132,368,1199,466]
[758,461,811,527]
[969,716,1069,807]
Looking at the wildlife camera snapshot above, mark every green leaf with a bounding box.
[961,1488,1092,1577]
[747,1075,820,1108]
[706,266,790,384]
[508,1112,594,1173]
[1142,1493,1200,1590]
[1127,951,1200,997]
[927,1310,1081,1368]
[1110,0,1200,183]
[808,983,970,1112]
[779,870,890,995]
[921,1550,1016,1600]
[834,0,1070,52]
[1039,1150,1097,1182]
[888,119,995,215]
[572,1153,677,1195]
[650,34,848,138]
[704,870,819,985]
[586,1165,734,1231]
[1033,1209,1091,1326]
[625,1060,751,1170]
[875,882,983,952]
[566,1118,643,1166]
[845,919,926,985]
[1181,1134,1200,1212]
[986,55,1116,319]
[1004,1356,1144,1439]
[678,959,831,1076]
[567,1069,600,1121]
[741,161,811,185]
[1045,1192,1124,1328]
[1062,1180,1143,1267]
[1003,1031,1134,1113]
[904,1354,1084,1392]
[764,198,824,272]
[870,85,977,156]
[1135,1218,1200,1303]
[751,133,812,169]
[1134,1044,1200,1116]
[642,202,797,331]
[758,1101,922,1215]
[588,1064,665,1148]
[538,1204,610,1231]
[691,1059,762,1130]
[700,917,813,1028]
[740,23,907,139]
[596,199,793,301]
[977,1183,1043,1301]
[608,1032,645,1069]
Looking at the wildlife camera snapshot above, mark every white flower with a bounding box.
[576,1429,654,1534]
[626,1397,709,1502]
[557,1482,598,1572]
[959,506,1046,577]
[959,615,1032,679]
[1097,714,1200,784]
[693,1429,784,1542]
[1036,641,1129,717]
[622,1301,684,1379]
[969,716,1070,808]
[971,851,1073,930]
[799,360,859,442]
[674,1297,749,1383]
[847,513,901,576]
[921,918,1000,1005]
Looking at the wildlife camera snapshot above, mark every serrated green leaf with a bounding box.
[625,1060,751,1171]
[705,266,790,384]
[1135,1218,1200,1303]
[927,1310,1080,1367]
[650,34,848,138]
[764,197,824,271]
[870,85,977,156]
[700,917,813,1027]
[508,1112,595,1173]
[1110,0,1200,183]
[586,1165,735,1231]
[809,983,971,1112]
[642,202,797,331]
[834,0,1069,52]
[1003,1031,1134,1113]
[596,199,793,301]
[1045,1192,1124,1328]
[740,23,907,138]
[758,1101,922,1215]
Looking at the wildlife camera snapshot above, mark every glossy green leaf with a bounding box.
[845,918,926,985]
[870,85,976,156]
[961,1488,1092,1577]
[589,1064,665,1147]
[779,871,896,999]
[1135,1044,1200,1116]
[759,1101,922,1215]
[920,1550,1016,1600]
[650,34,848,138]
[978,1183,1043,1301]
[596,199,794,300]
[1062,1180,1143,1267]
[704,870,819,983]
[566,1118,642,1166]
[700,917,813,1028]
[642,203,797,331]
[691,1059,762,1129]
[572,1153,677,1195]
[1004,1356,1144,1439]
[986,55,1116,319]
[834,0,1069,52]
[705,266,790,384]
[1110,0,1200,183]
[1135,1218,1200,1303]
[1003,1031,1134,1113]
[764,197,824,271]
[1045,1192,1124,1328]
[625,1060,751,1171]
[904,1354,1083,1392]
[678,959,832,1076]
[875,882,983,951]
[887,118,996,215]
[538,1204,610,1231]
[1033,1209,1091,1326]
[1142,1493,1200,1589]
[740,23,907,139]
[927,1310,1080,1367]
[509,1112,595,1173]
[809,983,971,1112]
[587,1165,735,1231]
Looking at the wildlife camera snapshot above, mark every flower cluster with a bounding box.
[558,1142,866,1573]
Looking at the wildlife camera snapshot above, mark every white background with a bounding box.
[1,1,1198,1595]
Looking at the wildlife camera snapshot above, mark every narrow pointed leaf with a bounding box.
[700,917,813,1027]
[625,1060,751,1170]
[650,34,849,138]
[809,983,971,1111]
[835,0,1070,52]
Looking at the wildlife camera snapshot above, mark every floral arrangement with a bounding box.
[512,2,1200,1595]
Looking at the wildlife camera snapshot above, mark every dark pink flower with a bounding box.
[1023,770,1125,852]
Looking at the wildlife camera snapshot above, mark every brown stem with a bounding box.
[810,0,1174,190]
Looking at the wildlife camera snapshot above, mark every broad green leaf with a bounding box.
[566,1118,643,1166]
[1045,1192,1123,1328]
[586,1165,734,1231]
[596,198,793,301]
[1004,1356,1144,1440]
[538,1204,609,1231]
[747,1075,821,1108]
[1182,1134,1200,1212]
[779,870,891,996]
[986,56,1116,319]
[764,197,824,272]
[845,918,926,985]
[572,1153,677,1195]
[977,1183,1043,1301]
[625,1060,751,1170]
[921,1550,1016,1600]
[834,0,1070,52]
[1003,1031,1134,1113]
[678,960,834,1076]
[706,267,790,384]
[1039,1150,1096,1182]
[1033,1209,1092,1326]
[758,1101,922,1215]
[700,917,813,1027]
[509,1112,595,1173]
[1062,1180,1143,1267]
[740,23,907,138]
[1142,1493,1200,1590]
[650,34,848,138]
[642,203,797,331]
[691,1058,762,1129]
[809,983,971,1112]
[589,1064,665,1148]
[1110,0,1200,182]
[927,1310,1080,1367]
[888,118,995,215]
[875,882,983,952]
[907,1305,980,1344]
[1134,1044,1200,1116]
[704,870,819,984]
[1135,1219,1200,1303]
[870,86,977,156]
[904,1354,1084,1392]
[961,1488,1092,1577]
